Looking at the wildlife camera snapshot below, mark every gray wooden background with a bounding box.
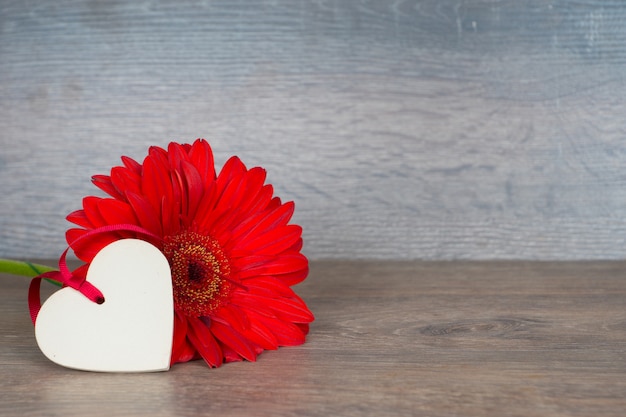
[2,0,626,260]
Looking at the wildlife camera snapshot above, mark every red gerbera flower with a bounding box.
[64,139,314,367]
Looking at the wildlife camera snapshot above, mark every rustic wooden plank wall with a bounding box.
[1,1,626,260]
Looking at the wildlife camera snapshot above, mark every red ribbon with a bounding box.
[29,224,161,325]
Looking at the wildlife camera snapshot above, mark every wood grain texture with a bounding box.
[2,1,626,260]
[1,260,626,416]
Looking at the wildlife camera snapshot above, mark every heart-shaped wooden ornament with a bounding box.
[35,239,174,372]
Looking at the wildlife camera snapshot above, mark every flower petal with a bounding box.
[126,191,163,235]
[110,165,141,198]
[242,275,297,298]
[121,155,142,174]
[66,209,93,229]
[235,201,295,246]
[171,311,196,364]
[82,196,107,227]
[188,138,216,183]
[233,224,302,256]
[180,159,204,221]
[187,316,223,367]
[242,314,279,350]
[238,253,308,281]
[167,142,189,169]
[141,152,171,216]
[236,292,314,323]
[92,175,125,200]
[245,310,307,346]
[66,228,117,262]
[96,198,137,225]
[210,318,258,362]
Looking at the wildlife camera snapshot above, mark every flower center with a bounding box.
[163,231,233,317]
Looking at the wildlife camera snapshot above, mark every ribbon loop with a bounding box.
[29,224,162,325]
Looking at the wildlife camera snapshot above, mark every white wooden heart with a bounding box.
[35,239,174,372]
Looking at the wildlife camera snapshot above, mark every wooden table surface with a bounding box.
[1,261,625,416]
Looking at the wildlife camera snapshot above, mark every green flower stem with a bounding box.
[0,259,62,286]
